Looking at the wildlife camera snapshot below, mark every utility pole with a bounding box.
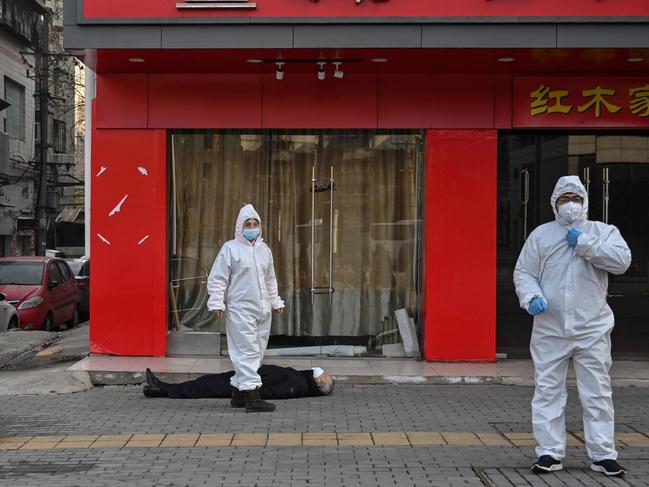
[34,10,50,256]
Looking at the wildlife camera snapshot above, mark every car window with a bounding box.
[66,261,82,275]
[56,262,71,281]
[0,262,45,285]
[48,263,62,283]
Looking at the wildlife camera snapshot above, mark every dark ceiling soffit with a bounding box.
[67,0,649,26]
[63,23,649,50]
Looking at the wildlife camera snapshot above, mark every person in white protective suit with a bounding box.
[207,204,285,413]
[514,175,631,477]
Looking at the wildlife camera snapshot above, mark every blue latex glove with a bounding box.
[527,297,547,316]
[567,228,582,247]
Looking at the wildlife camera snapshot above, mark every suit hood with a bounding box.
[551,175,589,226]
[234,204,263,243]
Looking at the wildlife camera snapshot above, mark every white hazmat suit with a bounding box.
[207,204,285,391]
[514,176,631,462]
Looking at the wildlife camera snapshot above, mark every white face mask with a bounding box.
[557,201,583,223]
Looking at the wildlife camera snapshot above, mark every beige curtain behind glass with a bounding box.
[172,131,422,339]
[171,133,268,332]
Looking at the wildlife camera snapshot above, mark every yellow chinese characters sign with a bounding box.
[514,77,649,127]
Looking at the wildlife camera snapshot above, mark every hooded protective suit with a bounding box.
[514,176,631,462]
[207,204,284,391]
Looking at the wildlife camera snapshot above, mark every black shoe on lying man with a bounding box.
[143,368,169,397]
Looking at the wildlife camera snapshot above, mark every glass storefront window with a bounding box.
[170,131,424,357]
[497,132,649,358]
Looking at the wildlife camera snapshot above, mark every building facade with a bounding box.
[0,0,42,256]
[65,1,649,360]
[0,0,84,259]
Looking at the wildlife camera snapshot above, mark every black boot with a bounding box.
[144,368,169,396]
[231,387,246,408]
[245,388,275,413]
[143,385,168,398]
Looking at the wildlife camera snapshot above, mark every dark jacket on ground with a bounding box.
[165,365,323,399]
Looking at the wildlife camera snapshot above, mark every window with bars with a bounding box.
[53,119,67,153]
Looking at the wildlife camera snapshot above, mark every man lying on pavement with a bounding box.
[143,364,334,406]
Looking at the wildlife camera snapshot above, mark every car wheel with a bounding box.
[43,313,54,332]
[67,307,79,329]
[7,316,18,330]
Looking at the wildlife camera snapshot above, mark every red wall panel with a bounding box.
[424,129,497,361]
[494,74,513,129]
[91,129,167,356]
[378,75,494,128]
[262,74,377,128]
[148,75,263,128]
[82,0,649,19]
[96,75,148,129]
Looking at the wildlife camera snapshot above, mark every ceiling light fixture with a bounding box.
[497,57,515,62]
[246,58,263,63]
[371,58,388,63]
[317,62,326,80]
[627,57,645,62]
[275,62,285,80]
[333,62,344,79]
[129,57,145,63]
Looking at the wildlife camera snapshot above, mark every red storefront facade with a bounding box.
[65,1,649,360]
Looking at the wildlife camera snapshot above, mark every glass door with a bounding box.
[266,133,424,356]
[576,139,649,357]
[170,131,424,358]
[497,133,649,358]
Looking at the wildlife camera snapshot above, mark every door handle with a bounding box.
[329,165,334,304]
[309,166,336,302]
[311,164,316,304]
[521,169,530,241]
[607,293,623,298]
[311,287,335,295]
[603,167,610,224]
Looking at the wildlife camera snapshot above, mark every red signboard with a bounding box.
[81,0,649,19]
[513,77,649,128]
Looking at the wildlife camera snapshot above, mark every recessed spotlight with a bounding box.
[371,58,388,63]
[317,62,326,81]
[627,57,645,62]
[246,58,263,63]
[275,62,285,80]
[333,62,344,79]
[497,57,515,63]
[129,58,144,63]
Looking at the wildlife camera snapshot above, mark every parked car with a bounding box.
[0,257,80,331]
[65,257,89,321]
[0,292,19,331]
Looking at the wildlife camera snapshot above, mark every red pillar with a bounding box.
[90,129,167,356]
[423,130,497,361]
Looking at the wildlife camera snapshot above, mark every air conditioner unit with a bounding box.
[50,153,75,166]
